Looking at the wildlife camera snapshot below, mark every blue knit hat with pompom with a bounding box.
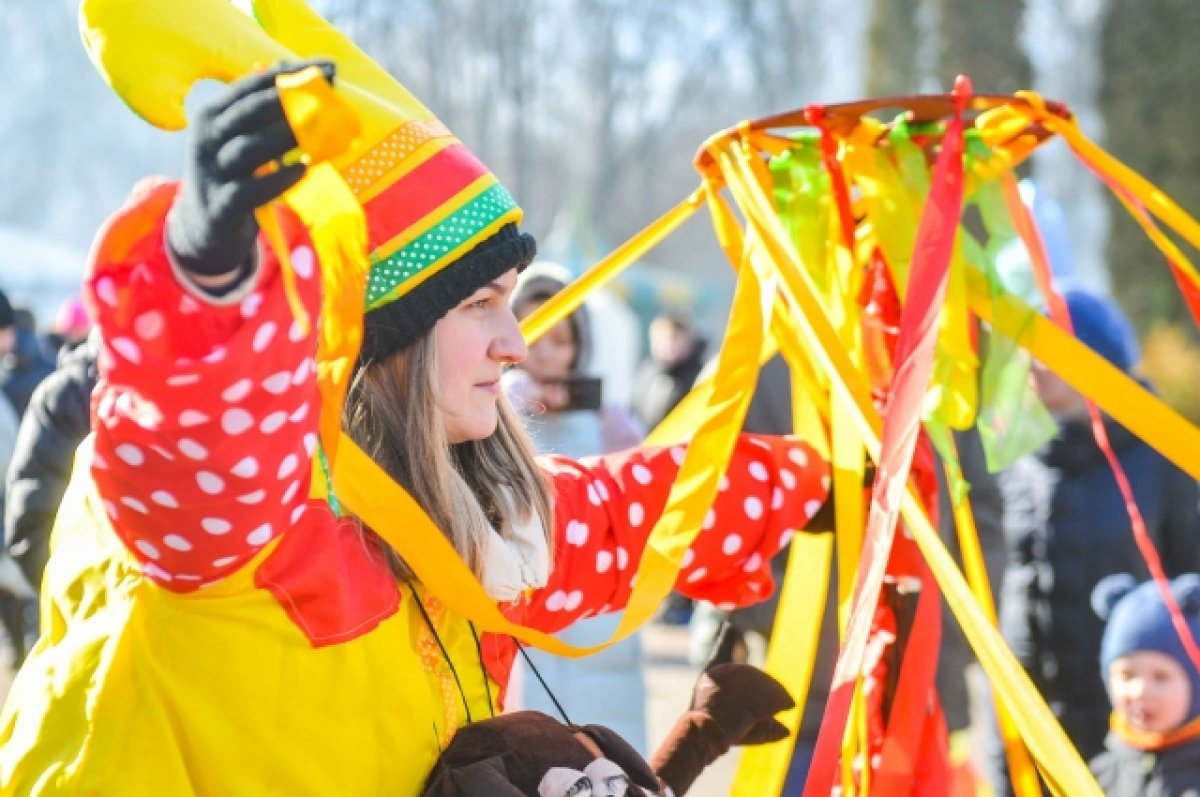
[1063,288,1140,373]
[1093,573,1200,720]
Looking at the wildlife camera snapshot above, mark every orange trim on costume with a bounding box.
[1111,711,1200,751]
[362,143,491,252]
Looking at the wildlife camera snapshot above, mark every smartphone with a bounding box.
[559,376,603,411]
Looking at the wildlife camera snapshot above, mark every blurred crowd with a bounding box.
[0,289,96,661]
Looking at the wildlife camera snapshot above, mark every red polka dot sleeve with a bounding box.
[85,182,322,592]
[506,435,831,632]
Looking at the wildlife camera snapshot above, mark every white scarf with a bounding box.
[480,492,550,602]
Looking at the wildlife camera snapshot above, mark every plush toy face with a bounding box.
[540,756,634,796]
[422,711,662,797]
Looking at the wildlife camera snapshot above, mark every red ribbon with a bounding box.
[802,75,972,797]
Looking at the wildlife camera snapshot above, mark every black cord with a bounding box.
[408,584,473,725]
[703,619,744,670]
[511,635,573,726]
[468,621,496,718]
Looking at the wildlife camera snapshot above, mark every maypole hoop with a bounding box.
[694,91,1071,175]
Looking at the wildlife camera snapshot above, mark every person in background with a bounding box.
[1089,573,1200,796]
[5,329,99,590]
[0,307,54,418]
[0,289,33,664]
[0,291,19,479]
[1,330,98,664]
[631,310,707,626]
[504,262,644,460]
[503,262,649,753]
[0,292,15,371]
[631,311,706,433]
[985,287,1200,794]
[42,296,92,362]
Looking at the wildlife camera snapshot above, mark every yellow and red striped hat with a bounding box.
[250,0,536,362]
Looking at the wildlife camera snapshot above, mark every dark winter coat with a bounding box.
[998,417,1200,762]
[4,336,97,587]
[0,326,55,417]
[1091,734,1200,797]
[630,338,707,431]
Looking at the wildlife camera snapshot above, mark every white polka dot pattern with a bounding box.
[115,444,144,466]
[121,496,149,514]
[163,534,192,552]
[202,518,232,535]
[595,550,613,573]
[85,187,834,617]
[88,197,322,591]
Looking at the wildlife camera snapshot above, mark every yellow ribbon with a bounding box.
[965,264,1200,480]
[731,531,834,796]
[941,435,1042,796]
[1011,91,1200,260]
[520,191,704,344]
[332,165,780,658]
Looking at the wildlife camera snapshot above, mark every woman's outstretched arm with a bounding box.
[508,434,831,632]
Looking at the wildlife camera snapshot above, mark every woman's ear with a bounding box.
[1091,573,1137,621]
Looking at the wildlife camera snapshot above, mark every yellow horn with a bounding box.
[250,0,439,154]
[80,0,293,129]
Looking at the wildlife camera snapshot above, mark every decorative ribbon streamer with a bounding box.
[802,75,971,797]
[703,95,1104,796]
[520,191,704,344]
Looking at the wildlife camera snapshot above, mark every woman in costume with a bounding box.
[0,53,829,797]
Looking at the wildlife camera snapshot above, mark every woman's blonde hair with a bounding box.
[344,332,554,581]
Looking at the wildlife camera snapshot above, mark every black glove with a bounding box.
[167,60,334,279]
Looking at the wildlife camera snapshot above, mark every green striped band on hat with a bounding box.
[364,183,521,311]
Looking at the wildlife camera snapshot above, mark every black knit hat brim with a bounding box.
[358,224,536,366]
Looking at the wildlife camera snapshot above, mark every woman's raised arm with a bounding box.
[86,65,331,592]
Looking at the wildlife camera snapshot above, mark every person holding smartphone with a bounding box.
[503,263,644,459]
[502,262,650,752]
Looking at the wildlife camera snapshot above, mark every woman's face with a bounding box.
[515,299,576,383]
[1108,650,1192,734]
[433,269,527,443]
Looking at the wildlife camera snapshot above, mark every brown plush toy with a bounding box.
[421,662,795,796]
